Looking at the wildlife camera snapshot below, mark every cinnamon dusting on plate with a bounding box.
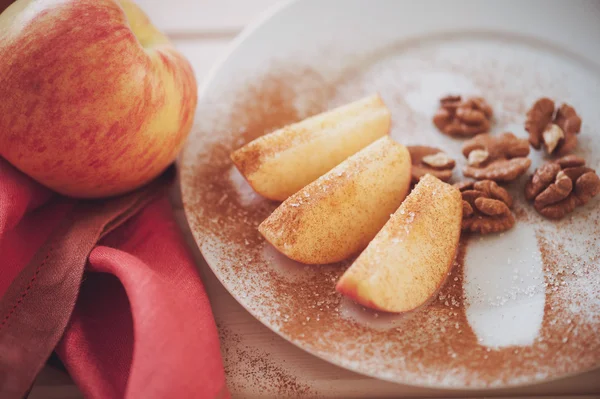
[182,44,600,387]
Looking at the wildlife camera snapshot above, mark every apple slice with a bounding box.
[258,136,411,264]
[336,174,463,313]
[231,94,391,201]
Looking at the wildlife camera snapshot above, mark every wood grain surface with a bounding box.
[29,1,600,398]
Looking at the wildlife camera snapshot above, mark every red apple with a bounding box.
[0,0,197,197]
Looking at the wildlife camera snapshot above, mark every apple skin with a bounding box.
[0,0,197,197]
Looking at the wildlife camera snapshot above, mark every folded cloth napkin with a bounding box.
[0,157,228,399]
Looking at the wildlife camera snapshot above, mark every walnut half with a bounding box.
[455,180,515,234]
[407,146,455,183]
[525,155,600,219]
[525,98,582,156]
[433,95,493,137]
[462,133,531,182]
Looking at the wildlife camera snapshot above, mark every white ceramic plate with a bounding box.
[181,0,600,389]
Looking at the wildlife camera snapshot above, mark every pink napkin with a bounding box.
[0,157,228,399]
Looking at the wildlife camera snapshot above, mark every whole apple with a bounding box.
[0,0,197,197]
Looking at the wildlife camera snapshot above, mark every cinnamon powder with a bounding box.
[219,325,312,396]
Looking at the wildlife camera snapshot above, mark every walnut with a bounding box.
[525,98,582,156]
[462,133,531,182]
[433,95,493,137]
[456,180,515,234]
[525,155,600,219]
[407,146,455,183]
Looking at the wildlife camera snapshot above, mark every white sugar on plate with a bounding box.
[262,243,308,281]
[403,71,480,116]
[464,224,545,348]
[228,166,264,208]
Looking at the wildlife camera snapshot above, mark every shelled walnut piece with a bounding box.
[407,146,455,183]
[525,155,600,219]
[462,132,531,182]
[432,95,493,137]
[455,180,515,234]
[525,98,582,156]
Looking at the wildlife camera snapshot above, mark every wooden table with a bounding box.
[30,1,600,397]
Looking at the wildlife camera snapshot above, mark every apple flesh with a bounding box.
[258,136,412,264]
[336,174,463,313]
[231,94,391,201]
[0,0,197,197]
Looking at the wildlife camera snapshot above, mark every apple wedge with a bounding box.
[231,94,391,201]
[258,136,411,264]
[336,174,463,313]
